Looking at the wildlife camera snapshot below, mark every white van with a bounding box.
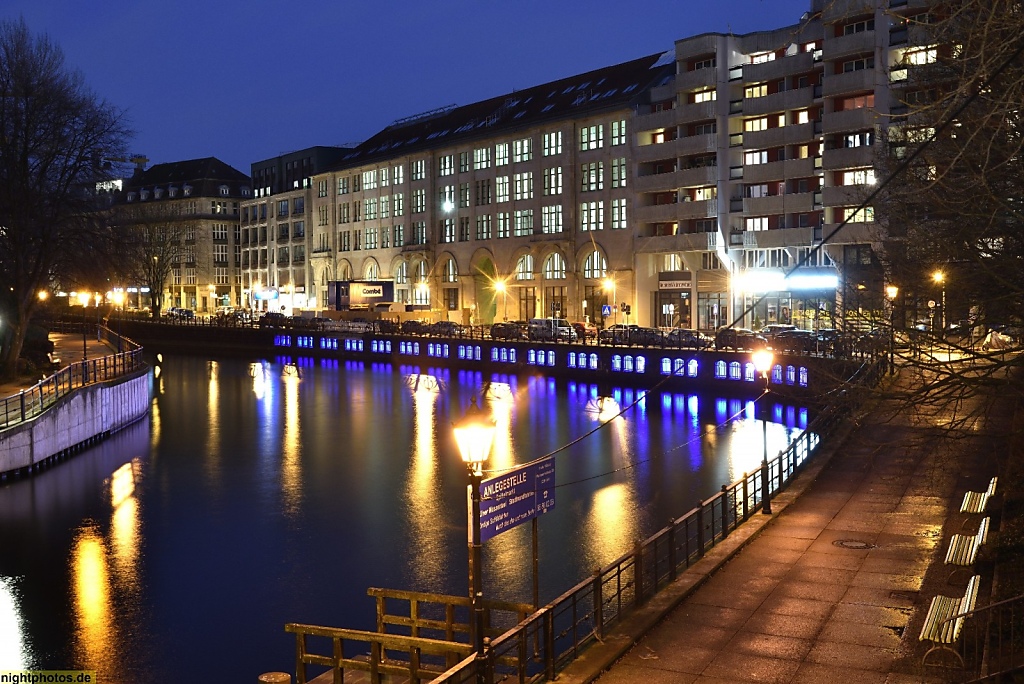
[528,318,577,342]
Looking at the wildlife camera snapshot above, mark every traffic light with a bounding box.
[624,305,631,316]
[620,302,626,312]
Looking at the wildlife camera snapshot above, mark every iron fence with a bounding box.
[0,327,144,429]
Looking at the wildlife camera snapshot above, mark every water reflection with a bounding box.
[72,525,113,672]
[206,361,220,480]
[584,483,639,570]
[404,377,446,589]
[281,366,302,516]
[0,576,29,669]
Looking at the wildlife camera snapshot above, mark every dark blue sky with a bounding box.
[12,0,812,174]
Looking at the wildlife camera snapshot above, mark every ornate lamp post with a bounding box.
[452,398,496,663]
[885,285,899,374]
[752,349,774,514]
[493,280,508,322]
[932,271,945,336]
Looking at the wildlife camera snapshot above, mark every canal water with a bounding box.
[0,353,809,683]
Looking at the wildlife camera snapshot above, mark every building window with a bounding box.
[610,119,626,146]
[516,254,534,280]
[843,18,874,34]
[744,117,769,132]
[692,57,715,70]
[439,155,454,177]
[380,195,391,219]
[364,198,378,220]
[440,218,455,243]
[840,169,876,185]
[495,142,510,166]
[513,138,533,162]
[514,209,533,236]
[514,172,533,200]
[362,170,378,189]
[497,212,510,239]
[744,150,768,165]
[393,164,404,185]
[476,214,492,240]
[583,250,607,279]
[580,125,604,151]
[744,83,767,99]
[745,216,768,232]
[338,177,349,195]
[459,182,470,208]
[475,179,492,206]
[542,131,562,156]
[459,151,470,173]
[496,176,510,203]
[317,180,328,197]
[366,227,378,250]
[412,221,427,245]
[692,88,716,103]
[474,147,491,170]
[581,201,604,231]
[541,205,563,234]
[842,56,874,72]
[411,159,426,181]
[543,253,566,280]
[412,189,426,214]
[581,162,604,192]
[543,167,563,195]
[843,206,874,222]
[394,224,404,247]
[339,203,350,224]
[393,193,404,216]
[611,158,627,188]
[611,198,627,230]
[380,167,389,187]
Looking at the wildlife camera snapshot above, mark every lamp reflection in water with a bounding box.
[72,525,113,671]
[281,361,303,516]
[0,577,30,668]
[404,375,446,588]
[752,349,774,515]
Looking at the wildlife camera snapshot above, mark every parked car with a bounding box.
[528,318,577,342]
[758,324,797,348]
[714,327,767,350]
[598,324,640,345]
[401,320,429,335]
[490,321,526,340]
[258,312,288,329]
[664,328,712,349]
[772,329,817,353]
[429,321,464,337]
[632,327,665,346]
[571,321,597,342]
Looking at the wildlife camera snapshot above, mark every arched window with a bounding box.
[543,252,566,279]
[365,262,379,280]
[443,258,458,283]
[516,255,534,280]
[583,250,607,279]
[413,261,430,306]
[339,263,351,281]
[395,261,408,285]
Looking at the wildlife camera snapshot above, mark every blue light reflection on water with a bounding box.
[0,354,814,683]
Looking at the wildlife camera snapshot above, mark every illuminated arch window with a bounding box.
[365,262,379,280]
[443,258,458,283]
[543,253,567,280]
[583,250,607,279]
[516,255,534,280]
[395,261,409,285]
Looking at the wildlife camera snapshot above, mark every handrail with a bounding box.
[942,592,1024,680]
[0,326,145,430]
[431,358,881,683]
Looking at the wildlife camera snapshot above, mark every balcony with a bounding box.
[823,30,876,62]
[634,165,718,193]
[741,226,817,249]
[822,145,875,170]
[742,192,814,216]
[675,198,718,221]
[636,139,682,163]
[821,0,876,22]
[821,220,877,244]
[634,108,679,132]
[742,157,816,184]
[635,202,683,223]
[822,184,873,207]
[636,230,719,254]
[822,68,876,97]
[676,132,718,156]
[742,87,816,116]
[742,121,817,150]
[675,67,717,92]
[822,107,877,134]
[742,51,815,83]
[675,99,717,123]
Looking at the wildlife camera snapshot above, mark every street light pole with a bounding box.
[752,349,774,514]
[453,398,497,671]
[886,285,899,374]
[932,271,945,336]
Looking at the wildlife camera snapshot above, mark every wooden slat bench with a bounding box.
[960,477,997,515]
[944,517,989,583]
[919,574,981,667]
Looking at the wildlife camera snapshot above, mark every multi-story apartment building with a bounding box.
[240,147,349,313]
[251,0,936,332]
[115,157,251,312]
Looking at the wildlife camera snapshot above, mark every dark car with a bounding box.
[758,324,797,348]
[598,324,640,345]
[772,329,816,353]
[490,321,526,340]
[401,320,429,335]
[429,321,464,337]
[258,312,288,329]
[665,328,712,350]
[714,327,767,350]
[632,327,665,346]
[571,321,597,342]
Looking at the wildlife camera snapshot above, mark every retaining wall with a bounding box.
[0,370,150,478]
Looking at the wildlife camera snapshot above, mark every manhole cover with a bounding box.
[833,539,875,550]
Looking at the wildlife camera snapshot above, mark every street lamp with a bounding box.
[752,349,774,514]
[452,398,497,662]
[493,279,508,322]
[932,271,945,336]
[885,285,899,374]
[77,291,91,360]
[602,277,615,327]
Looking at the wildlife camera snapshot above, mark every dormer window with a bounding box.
[241,186,251,197]
[219,184,230,196]
[139,189,150,200]
[168,186,178,198]
[153,188,163,199]
[183,184,193,196]
[126,192,136,202]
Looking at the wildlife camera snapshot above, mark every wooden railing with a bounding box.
[368,587,533,644]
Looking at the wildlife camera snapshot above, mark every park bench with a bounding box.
[919,574,981,667]
[960,477,997,515]
[944,517,989,583]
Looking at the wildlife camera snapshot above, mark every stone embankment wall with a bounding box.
[0,370,150,478]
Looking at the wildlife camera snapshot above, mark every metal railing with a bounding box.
[431,371,859,683]
[0,327,145,429]
[939,593,1024,682]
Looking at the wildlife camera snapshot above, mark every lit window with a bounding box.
[580,125,604,151]
[610,120,626,146]
[692,88,716,103]
[542,205,563,234]
[542,131,562,156]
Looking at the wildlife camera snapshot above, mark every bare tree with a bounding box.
[0,18,130,379]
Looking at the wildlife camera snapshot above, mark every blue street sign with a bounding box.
[479,457,555,542]
[602,304,612,316]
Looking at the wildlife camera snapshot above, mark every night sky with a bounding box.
[10,0,812,173]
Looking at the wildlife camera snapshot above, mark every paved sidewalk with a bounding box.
[0,333,115,398]
[569,371,1006,684]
